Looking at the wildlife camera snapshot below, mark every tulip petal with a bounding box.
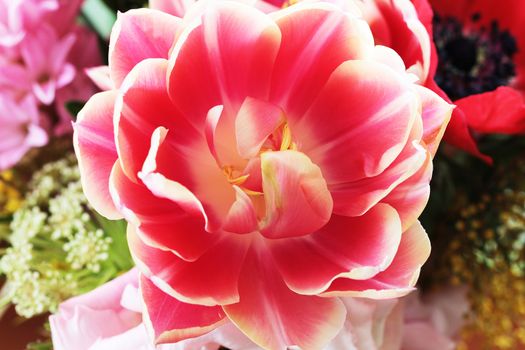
[138,126,235,233]
[270,2,374,116]
[223,246,346,350]
[235,97,284,159]
[115,58,182,180]
[128,226,250,306]
[109,9,182,87]
[321,221,431,299]
[328,121,427,217]
[168,1,281,126]
[223,186,258,234]
[415,85,453,156]
[259,150,333,239]
[140,274,226,344]
[298,59,419,190]
[381,151,432,231]
[269,203,402,295]
[73,90,121,219]
[109,161,217,261]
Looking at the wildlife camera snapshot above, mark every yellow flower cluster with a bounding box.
[0,170,23,215]
[437,163,525,349]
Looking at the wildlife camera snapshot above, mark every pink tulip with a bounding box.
[0,95,47,169]
[74,1,452,348]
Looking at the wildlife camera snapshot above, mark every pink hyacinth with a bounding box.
[0,94,47,169]
[0,0,100,170]
[74,1,452,348]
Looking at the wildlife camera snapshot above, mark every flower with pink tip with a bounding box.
[74,1,452,348]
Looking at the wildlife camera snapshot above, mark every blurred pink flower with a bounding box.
[50,270,468,350]
[75,1,451,348]
[0,0,100,169]
[0,95,47,169]
[402,287,469,350]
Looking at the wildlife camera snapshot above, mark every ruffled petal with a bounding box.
[270,203,402,295]
[138,126,235,233]
[321,221,431,299]
[223,246,346,350]
[168,1,281,126]
[298,60,420,190]
[140,274,226,344]
[109,9,182,87]
[327,110,426,217]
[128,226,250,306]
[73,90,121,219]
[270,2,374,116]
[109,160,217,261]
[259,150,333,239]
[381,151,432,231]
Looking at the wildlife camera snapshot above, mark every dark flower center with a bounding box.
[433,13,518,100]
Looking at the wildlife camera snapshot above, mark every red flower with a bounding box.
[428,0,525,161]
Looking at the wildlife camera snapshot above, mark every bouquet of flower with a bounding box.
[1,0,524,349]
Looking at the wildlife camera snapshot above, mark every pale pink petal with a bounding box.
[73,90,122,219]
[269,2,374,116]
[149,0,195,17]
[269,203,402,295]
[235,97,284,159]
[222,186,258,234]
[298,59,419,192]
[109,8,182,88]
[259,150,333,239]
[168,1,281,126]
[223,247,346,350]
[402,323,455,350]
[128,226,249,306]
[321,221,431,299]
[140,274,226,344]
[415,85,453,156]
[85,66,113,91]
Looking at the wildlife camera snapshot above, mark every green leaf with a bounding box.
[81,0,117,40]
[65,100,85,121]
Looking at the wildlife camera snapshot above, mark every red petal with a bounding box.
[109,160,217,261]
[456,86,525,134]
[128,226,249,306]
